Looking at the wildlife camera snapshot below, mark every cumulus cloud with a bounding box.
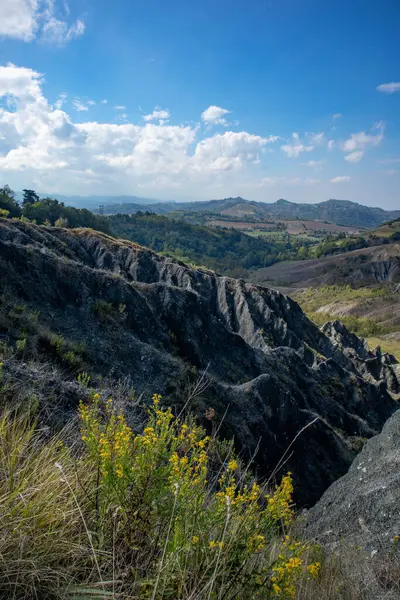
[327,139,335,150]
[193,131,268,171]
[0,64,86,172]
[281,131,324,158]
[377,82,400,94]
[344,150,364,163]
[342,124,384,152]
[201,105,232,126]
[0,64,278,195]
[0,0,38,41]
[330,176,351,183]
[143,109,170,122]
[0,0,85,45]
[332,113,342,119]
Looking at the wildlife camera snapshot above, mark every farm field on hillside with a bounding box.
[206,218,362,235]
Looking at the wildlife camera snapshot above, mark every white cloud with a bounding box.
[281,132,315,158]
[0,0,38,41]
[193,131,269,171]
[0,0,85,45]
[54,92,67,109]
[143,108,170,122]
[342,125,384,152]
[201,105,231,126]
[7,63,397,203]
[72,98,95,112]
[101,99,108,104]
[333,113,342,119]
[344,150,364,163]
[0,64,279,195]
[309,132,325,145]
[41,16,85,45]
[327,139,335,150]
[377,82,400,94]
[330,176,351,183]
[0,64,86,172]
[114,105,126,111]
[281,131,325,158]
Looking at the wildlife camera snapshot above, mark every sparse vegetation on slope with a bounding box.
[293,285,400,357]
[295,286,393,337]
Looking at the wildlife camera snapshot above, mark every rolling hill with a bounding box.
[91,197,400,229]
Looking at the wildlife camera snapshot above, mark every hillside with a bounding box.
[249,243,400,358]
[261,199,400,228]
[108,212,294,275]
[249,244,400,289]
[0,218,398,508]
[95,197,400,229]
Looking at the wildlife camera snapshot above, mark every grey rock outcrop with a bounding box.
[322,320,400,394]
[0,219,398,506]
[306,409,400,550]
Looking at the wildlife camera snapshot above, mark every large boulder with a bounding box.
[306,409,400,550]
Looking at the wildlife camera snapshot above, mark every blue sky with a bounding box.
[0,0,399,208]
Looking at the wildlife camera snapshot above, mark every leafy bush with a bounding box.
[0,394,320,599]
[0,185,21,218]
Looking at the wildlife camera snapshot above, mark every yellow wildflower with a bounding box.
[306,562,320,579]
[227,459,238,471]
[209,540,224,550]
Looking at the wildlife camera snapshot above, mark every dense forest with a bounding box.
[109,212,297,274]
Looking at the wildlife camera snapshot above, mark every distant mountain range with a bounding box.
[41,194,400,229]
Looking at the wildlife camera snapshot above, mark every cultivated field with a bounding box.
[207,220,276,230]
[207,218,362,235]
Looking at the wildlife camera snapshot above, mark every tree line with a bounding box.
[0,185,111,234]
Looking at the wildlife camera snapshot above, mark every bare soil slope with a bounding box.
[0,219,398,506]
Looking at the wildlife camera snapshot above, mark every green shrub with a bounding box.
[0,395,320,599]
[92,300,127,324]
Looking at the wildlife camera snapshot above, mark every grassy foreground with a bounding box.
[0,389,322,600]
[1,387,399,599]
